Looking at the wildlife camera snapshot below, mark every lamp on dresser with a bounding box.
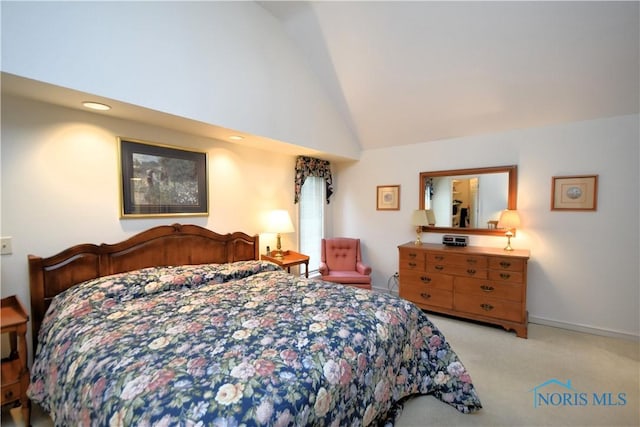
[497,209,521,251]
[411,209,434,245]
[265,210,295,259]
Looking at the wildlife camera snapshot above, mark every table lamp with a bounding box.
[266,210,295,259]
[497,209,521,251]
[411,209,431,245]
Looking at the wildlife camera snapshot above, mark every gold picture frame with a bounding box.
[551,175,598,211]
[376,185,400,210]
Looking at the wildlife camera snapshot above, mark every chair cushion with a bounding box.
[325,239,358,271]
[321,271,371,285]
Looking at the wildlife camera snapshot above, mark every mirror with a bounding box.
[419,165,517,236]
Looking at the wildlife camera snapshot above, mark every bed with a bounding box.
[27,223,482,426]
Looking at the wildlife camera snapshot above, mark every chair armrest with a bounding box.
[319,262,329,275]
[356,262,372,275]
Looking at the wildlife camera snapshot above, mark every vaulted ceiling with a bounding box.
[3,2,638,156]
[260,1,639,150]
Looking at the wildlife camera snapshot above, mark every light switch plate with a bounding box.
[1,237,12,255]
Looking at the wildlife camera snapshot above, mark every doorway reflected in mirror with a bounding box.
[420,165,517,236]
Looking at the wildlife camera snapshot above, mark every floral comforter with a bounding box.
[29,261,481,426]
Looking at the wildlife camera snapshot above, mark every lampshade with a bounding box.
[411,209,431,226]
[497,209,520,251]
[411,209,434,245]
[265,210,294,259]
[266,210,295,233]
[497,209,521,230]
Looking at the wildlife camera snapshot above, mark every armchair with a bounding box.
[319,238,372,290]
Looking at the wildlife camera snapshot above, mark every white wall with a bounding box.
[1,1,359,159]
[0,95,299,350]
[332,114,640,339]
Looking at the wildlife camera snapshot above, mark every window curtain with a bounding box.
[294,156,334,204]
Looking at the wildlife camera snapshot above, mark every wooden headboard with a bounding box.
[28,223,259,350]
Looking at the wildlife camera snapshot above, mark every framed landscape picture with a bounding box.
[119,138,208,217]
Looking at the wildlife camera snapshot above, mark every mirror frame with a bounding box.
[419,165,518,236]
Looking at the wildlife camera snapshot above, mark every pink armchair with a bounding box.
[319,238,372,290]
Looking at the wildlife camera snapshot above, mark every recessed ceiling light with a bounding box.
[229,135,244,141]
[82,101,111,111]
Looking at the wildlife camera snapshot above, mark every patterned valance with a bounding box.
[294,156,334,204]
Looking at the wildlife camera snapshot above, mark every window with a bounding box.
[298,176,325,275]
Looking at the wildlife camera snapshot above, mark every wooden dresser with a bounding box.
[398,242,530,338]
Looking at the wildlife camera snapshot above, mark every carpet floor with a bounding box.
[397,314,639,427]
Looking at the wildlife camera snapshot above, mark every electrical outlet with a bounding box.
[393,272,399,278]
[1,237,12,255]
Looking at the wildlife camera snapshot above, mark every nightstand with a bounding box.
[261,250,310,278]
[1,295,30,426]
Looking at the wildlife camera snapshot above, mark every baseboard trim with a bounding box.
[529,315,639,342]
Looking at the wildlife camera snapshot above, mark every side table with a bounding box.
[1,295,30,426]
[261,250,310,278]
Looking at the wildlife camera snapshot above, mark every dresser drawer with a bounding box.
[399,249,425,271]
[400,270,453,291]
[454,293,523,323]
[399,259,425,272]
[427,263,488,279]
[401,286,453,309]
[489,257,525,272]
[488,270,524,284]
[400,248,425,263]
[455,277,523,302]
[1,382,21,405]
[427,252,488,268]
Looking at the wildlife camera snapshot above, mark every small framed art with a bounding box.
[551,175,598,211]
[119,137,208,217]
[376,185,400,210]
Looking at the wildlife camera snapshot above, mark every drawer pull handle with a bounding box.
[466,269,477,275]
[480,303,494,311]
[420,276,431,283]
[420,292,431,300]
[408,262,417,268]
[467,258,477,265]
[435,265,444,271]
[500,261,511,268]
[435,255,444,261]
[409,253,417,259]
[500,273,511,280]
[480,285,494,292]
[4,390,13,399]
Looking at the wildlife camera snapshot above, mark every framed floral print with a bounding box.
[551,175,598,211]
[377,185,400,210]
